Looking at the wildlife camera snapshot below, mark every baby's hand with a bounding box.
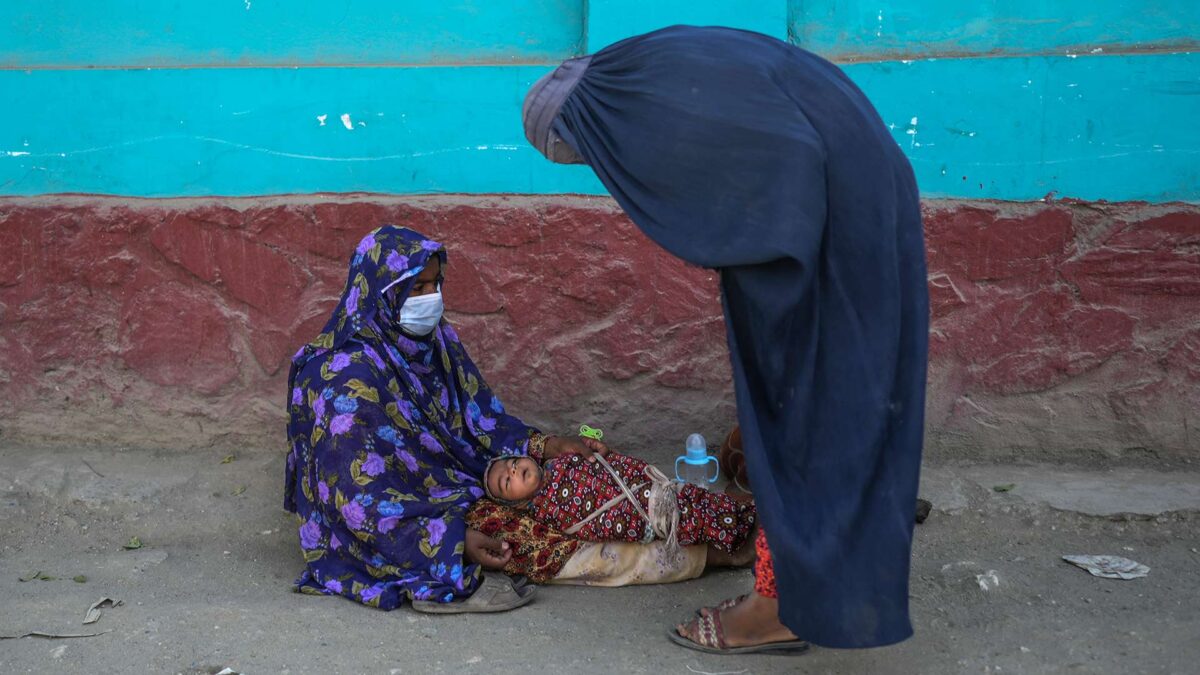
[580,437,611,460]
[544,435,611,463]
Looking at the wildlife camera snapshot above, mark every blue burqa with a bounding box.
[523,26,929,648]
[283,226,537,609]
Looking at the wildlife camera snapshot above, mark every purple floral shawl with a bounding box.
[284,225,537,609]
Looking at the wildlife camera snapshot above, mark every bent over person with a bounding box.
[523,26,930,652]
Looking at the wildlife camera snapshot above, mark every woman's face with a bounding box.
[410,256,443,296]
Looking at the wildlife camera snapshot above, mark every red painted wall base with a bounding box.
[1,196,1197,460]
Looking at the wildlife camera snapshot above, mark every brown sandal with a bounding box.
[668,609,810,655]
[695,593,748,617]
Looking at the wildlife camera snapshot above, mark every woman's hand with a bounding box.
[465,528,512,570]
[543,435,611,463]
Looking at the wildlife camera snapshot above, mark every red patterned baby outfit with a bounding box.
[528,453,756,553]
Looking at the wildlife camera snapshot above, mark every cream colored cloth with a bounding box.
[550,540,706,587]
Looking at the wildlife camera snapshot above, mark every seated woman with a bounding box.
[283,225,709,612]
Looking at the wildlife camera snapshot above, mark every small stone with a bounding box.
[976,570,1001,591]
[914,498,932,524]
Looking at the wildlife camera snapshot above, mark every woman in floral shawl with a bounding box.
[283,225,612,610]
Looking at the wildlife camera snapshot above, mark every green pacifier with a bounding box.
[578,424,604,440]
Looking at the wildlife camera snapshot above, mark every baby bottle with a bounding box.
[674,433,719,487]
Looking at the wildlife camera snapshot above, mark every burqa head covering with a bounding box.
[522,26,930,649]
[522,56,591,164]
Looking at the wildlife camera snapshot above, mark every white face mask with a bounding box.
[399,291,444,336]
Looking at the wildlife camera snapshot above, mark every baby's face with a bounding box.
[486,456,543,502]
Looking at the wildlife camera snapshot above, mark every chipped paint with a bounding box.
[789,0,1200,62]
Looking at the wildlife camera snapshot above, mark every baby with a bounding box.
[484,450,756,564]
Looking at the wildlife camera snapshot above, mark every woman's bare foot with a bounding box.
[675,592,800,648]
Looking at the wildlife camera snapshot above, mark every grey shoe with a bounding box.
[410,574,537,614]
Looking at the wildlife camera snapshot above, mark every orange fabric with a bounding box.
[753,527,778,598]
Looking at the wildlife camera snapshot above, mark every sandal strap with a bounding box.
[695,611,727,650]
[699,593,748,617]
[718,594,749,612]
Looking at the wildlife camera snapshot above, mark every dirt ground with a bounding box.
[2,445,1198,674]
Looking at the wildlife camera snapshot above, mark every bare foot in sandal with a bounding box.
[673,592,804,653]
[695,593,748,618]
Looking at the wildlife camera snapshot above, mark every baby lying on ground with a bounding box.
[484,450,757,566]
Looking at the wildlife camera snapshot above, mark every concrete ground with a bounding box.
[1,445,1198,675]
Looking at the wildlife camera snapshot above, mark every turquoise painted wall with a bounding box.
[0,1,1197,201]
[0,1,586,67]
[790,0,1200,61]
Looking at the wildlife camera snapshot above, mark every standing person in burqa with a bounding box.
[522,26,929,654]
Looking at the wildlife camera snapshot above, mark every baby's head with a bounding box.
[484,455,544,504]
